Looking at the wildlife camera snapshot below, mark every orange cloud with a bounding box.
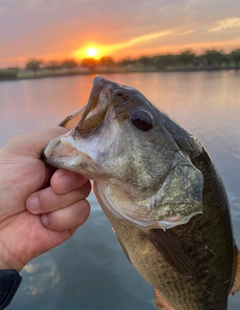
[71,30,175,60]
[208,18,240,33]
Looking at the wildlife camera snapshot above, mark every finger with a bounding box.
[4,127,68,158]
[40,199,90,231]
[37,164,57,191]
[26,181,91,214]
[51,169,90,194]
[32,165,55,194]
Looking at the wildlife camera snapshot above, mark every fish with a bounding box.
[43,75,240,309]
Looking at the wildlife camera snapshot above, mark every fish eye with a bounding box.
[131,110,153,131]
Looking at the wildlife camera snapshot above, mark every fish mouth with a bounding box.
[59,76,118,134]
[43,75,121,175]
[77,76,110,134]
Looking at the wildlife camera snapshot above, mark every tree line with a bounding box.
[1,48,240,79]
[119,49,240,70]
[25,49,240,74]
[24,56,118,74]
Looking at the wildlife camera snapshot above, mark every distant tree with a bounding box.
[98,56,115,67]
[230,49,240,68]
[7,67,19,73]
[117,58,138,68]
[0,69,18,80]
[26,59,43,75]
[118,59,130,67]
[81,58,98,70]
[192,55,204,67]
[177,50,196,67]
[44,60,61,72]
[221,53,232,67]
[138,56,152,69]
[152,54,176,70]
[61,59,79,71]
[201,50,225,67]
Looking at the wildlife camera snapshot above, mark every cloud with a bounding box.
[72,30,175,59]
[177,29,196,36]
[110,30,175,50]
[23,259,60,296]
[208,17,240,32]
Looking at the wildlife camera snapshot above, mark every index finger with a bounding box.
[51,169,90,194]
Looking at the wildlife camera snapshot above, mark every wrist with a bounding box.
[0,247,24,273]
[0,262,22,273]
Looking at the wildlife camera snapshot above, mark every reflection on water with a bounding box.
[23,259,61,296]
[1,71,240,309]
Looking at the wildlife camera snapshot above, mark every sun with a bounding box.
[86,47,98,58]
[71,45,105,60]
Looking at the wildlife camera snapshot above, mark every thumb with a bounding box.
[3,127,68,158]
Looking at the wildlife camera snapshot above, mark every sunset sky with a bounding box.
[1,0,240,68]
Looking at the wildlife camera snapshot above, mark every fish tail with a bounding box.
[230,248,240,295]
[154,289,175,310]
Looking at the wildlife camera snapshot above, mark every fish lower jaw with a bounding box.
[46,154,98,177]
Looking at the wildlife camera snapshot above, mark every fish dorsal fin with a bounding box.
[230,249,240,295]
[148,229,197,278]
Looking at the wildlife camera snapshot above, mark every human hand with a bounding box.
[0,127,91,272]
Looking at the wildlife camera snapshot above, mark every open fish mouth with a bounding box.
[59,76,116,134]
[43,76,122,178]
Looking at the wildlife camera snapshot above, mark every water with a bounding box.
[0,71,240,309]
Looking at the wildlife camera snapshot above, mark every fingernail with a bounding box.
[27,196,40,213]
[41,214,49,227]
[58,175,71,193]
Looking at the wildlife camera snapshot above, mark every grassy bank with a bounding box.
[0,65,239,82]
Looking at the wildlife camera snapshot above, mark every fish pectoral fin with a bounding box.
[116,235,132,265]
[148,229,197,278]
[230,249,240,295]
[154,289,175,310]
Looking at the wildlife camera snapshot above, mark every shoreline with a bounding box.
[0,65,239,82]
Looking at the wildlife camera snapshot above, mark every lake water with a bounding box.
[1,71,240,309]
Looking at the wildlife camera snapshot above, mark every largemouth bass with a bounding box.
[44,76,240,309]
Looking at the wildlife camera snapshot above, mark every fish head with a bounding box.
[44,76,203,230]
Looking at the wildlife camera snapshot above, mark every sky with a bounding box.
[0,0,240,68]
